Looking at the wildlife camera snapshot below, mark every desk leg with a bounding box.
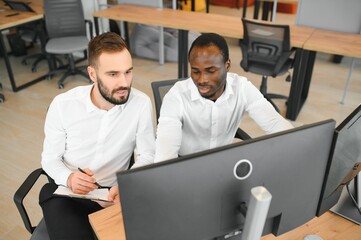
[262,2,271,21]
[94,17,100,36]
[0,30,16,91]
[340,58,356,104]
[0,28,47,92]
[301,51,316,101]
[242,0,247,18]
[0,82,4,103]
[286,49,316,120]
[178,30,189,78]
[286,49,307,120]
[253,0,260,19]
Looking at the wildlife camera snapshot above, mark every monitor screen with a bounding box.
[117,120,335,240]
[3,0,35,12]
[317,105,361,219]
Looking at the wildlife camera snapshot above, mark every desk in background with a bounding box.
[286,29,361,120]
[93,4,314,120]
[89,203,361,240]
[287,0,361,119]
[0,0,48,92]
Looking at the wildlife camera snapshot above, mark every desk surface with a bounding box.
[89,203,361,240]
[93,4,314,48]
[0,0,43,29]
[0,10,42,29]
[303,29,361,59]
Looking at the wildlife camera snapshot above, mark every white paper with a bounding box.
[54,186,110,202]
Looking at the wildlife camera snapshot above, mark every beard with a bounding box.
[97,76,131,105]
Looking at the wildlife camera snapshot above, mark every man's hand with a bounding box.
[108,186,120,203]
[93,186,119,208]
[67,168,98,194]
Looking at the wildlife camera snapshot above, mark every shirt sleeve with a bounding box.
[131,97,156,168]
[154,90,183,163]
[244,80,294,134]
[41,99,73,186]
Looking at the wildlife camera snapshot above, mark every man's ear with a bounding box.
[226,59,231,71]
[87,66,96,83]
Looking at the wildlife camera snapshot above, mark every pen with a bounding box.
[6,13,20,17]
[77,167,109,189]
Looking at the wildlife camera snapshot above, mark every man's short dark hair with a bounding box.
[188,33,229,63]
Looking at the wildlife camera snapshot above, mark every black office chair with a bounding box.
[240,18,295,113]
[151,78,251,140]
[43,0,93,89]
[14,168,51,240]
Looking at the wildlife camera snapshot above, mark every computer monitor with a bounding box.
[117,120,335,240]
[317,105,361,223]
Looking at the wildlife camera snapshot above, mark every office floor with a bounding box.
[0,5,360,239]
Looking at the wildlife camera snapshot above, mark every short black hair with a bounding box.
[188,33,229,63]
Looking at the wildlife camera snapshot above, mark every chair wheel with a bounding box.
[286,75,291,82]
[31,67,37,73]
[58,84,64,89]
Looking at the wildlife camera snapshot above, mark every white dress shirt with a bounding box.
[41,85,155,187]
[154,72,293,162]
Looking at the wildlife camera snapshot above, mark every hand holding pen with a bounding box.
[66,167,106,195]
[77,167,108,189]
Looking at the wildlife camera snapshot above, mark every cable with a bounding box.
[346,184,361,215]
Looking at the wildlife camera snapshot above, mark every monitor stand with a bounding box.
[330,174,361,225]
[241,186,272,240]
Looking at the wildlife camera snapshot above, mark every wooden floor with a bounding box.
[0,5,360,239]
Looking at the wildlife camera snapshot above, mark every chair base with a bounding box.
[23,54,64,73]
[57,68,90,89]
[47,53,91,89]
[48,67,90,89]
[22,53,46,72]
[260,75,289,113]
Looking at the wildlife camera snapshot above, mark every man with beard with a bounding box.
[154,33,293,162]
[40,32,155,239]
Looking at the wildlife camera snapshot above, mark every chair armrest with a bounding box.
[235,128,252,140]
[272,48,296,77]
[13,168,48,234]
[85,19,93,39]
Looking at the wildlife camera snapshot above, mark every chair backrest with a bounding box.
[151,78,186,122]
[241,18,291,67]
[44,0,87,39]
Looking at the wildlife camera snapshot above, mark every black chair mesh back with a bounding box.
[44,0,87,39]
[241,19,291,74]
